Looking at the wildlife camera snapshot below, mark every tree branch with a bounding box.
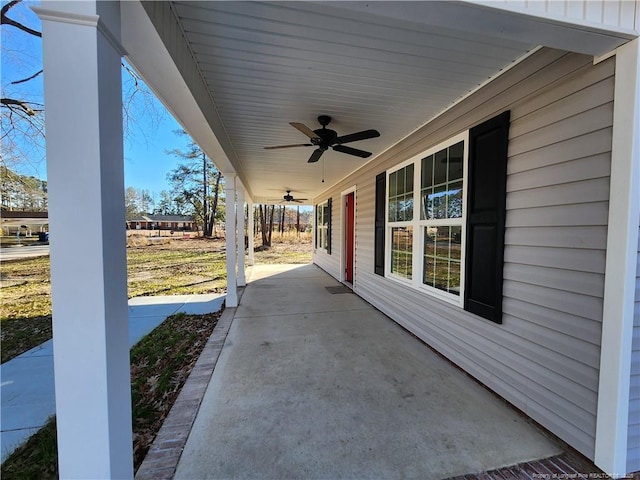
[1,0,41,37]
[1,98,36,116]
[10,69,43,85]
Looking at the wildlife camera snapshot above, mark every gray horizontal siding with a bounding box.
[314,49,615,460]
[313,197,341,280]
[629,223,640,474]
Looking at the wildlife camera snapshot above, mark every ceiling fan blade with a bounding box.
[308,148,325,163]
[335,129,380,144]
[264,143,312,150]
[290,122,321,140]
[333,145,372,158]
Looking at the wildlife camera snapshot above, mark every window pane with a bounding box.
[423,255,435,287]
[421,189,432,220]
[421,155,433,189]
[434,149,447,185]
[403,194,414,221]
[389,171,397,197]
[431,185,447,219]
[423,227,436,286]
[425,227,436,255]
[446,181,463,219]
[449,260,461,296]
[389,165,414,223]
[397,169,405,195]
[448,141,464,181]
[423,225,462,296]
[450,226,462,261]
[391,227,412,279]
[405,164,414,194]
[434,257,448,291]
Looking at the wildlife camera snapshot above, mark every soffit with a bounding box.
[171,1,536,203]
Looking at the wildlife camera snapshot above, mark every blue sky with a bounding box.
[1,0,191,196]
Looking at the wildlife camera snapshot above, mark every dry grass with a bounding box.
[1,310,221,479]
[1,235,312,363]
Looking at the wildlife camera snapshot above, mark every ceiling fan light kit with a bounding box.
[265,115,380,163]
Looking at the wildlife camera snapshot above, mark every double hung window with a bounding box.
[386,132,468,304]
[378,112,509,323]
[316,200,331,252]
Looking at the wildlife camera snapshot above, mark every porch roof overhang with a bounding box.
[121,1,638,204]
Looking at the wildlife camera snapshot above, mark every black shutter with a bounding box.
[464,111,510,324]
[326,197,332,254]
[374,172,386,276]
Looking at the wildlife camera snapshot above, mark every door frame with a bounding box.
[340,186,357,285]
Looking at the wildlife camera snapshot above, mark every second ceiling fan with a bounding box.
[265,115,380,163]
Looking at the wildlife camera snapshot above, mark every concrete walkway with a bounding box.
[174,264,562,480]
[0,293,224,462]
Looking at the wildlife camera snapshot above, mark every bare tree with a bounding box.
[1,1,45,175]
[167,131,223,237]
[258,204,276,247]
[1,0,164,178]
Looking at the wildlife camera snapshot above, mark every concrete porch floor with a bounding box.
[167,263,564,479]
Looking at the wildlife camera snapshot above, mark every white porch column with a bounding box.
[35,2,133,479]
[224,174,238,307]
[237,185,247,286]
[595,38,640,476]
[247,199,255,266]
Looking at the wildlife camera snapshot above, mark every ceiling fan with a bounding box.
[276,190,308,204]
[264,115,380,163]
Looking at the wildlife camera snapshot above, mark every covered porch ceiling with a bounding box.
[123,1,635,204]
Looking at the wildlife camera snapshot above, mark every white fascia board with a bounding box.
[468,1,639,36]
[329,1,634,56]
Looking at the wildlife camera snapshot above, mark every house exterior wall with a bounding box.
[314,48,614,460]
[630,220,640,473]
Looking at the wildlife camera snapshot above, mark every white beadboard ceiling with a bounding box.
[170,1,536,203]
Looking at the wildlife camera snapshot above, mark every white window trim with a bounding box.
[316,200,329,253]
[385,131,469,307]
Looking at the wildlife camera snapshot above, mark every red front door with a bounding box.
[345,192,355,283]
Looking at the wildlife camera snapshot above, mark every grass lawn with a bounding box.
[1,234,312,362]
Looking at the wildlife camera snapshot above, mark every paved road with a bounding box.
[0,245,50,261]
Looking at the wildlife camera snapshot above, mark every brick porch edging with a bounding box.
[134,303,237,480]
[444,451,631,480]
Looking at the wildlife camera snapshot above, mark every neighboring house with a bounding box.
[127,214,196,231]
[35,1,639,478]
[0,210,49,236]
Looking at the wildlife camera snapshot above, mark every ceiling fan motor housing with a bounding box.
[312,128,338,149]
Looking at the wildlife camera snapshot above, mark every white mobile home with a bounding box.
[35,1,639,477]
